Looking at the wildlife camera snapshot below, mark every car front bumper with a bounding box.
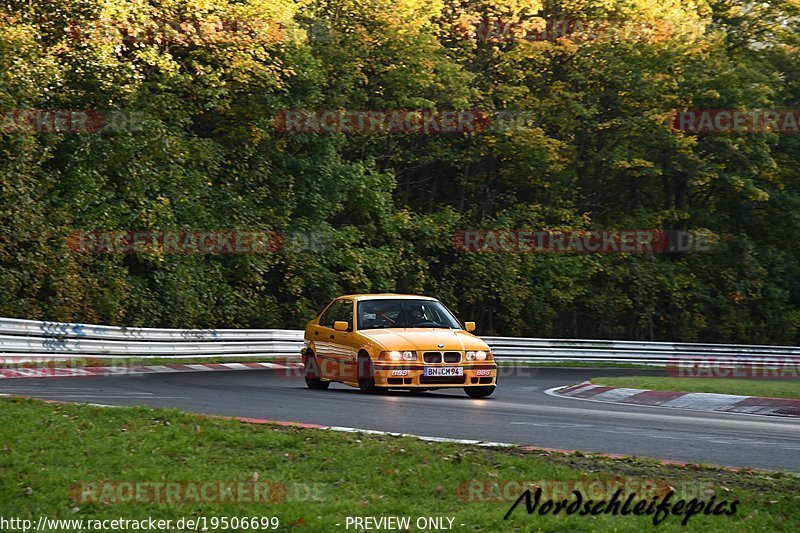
[372,363,497,388]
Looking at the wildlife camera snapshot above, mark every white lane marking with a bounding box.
[543,386,800,425]
[510,421,593,429]
[413,435,481,444]
[0,387,132,391]
[327,426,511,448]
[324,424,790,457]
[0,388,191,400]
[7,393,190,400]
[547,421,800,451]
[4,389,795,467]
[0,390,154,396]
[507,414,800,451]
[328,427,401,436]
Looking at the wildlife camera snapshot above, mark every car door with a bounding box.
[314,299,353,379]
[327,299,359,381]
[312,300,339,377]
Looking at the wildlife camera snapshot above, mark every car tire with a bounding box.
[304,354,330,390]
[464,386,495,398]
[357,353,377,393]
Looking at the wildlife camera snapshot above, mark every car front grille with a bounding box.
[423,352,442,363]
[443,351,461,363]
[423,351,462,364]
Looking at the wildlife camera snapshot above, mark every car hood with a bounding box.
[361,328,489,352]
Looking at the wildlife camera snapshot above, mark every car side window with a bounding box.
[319,300,353,329]
[318,301,338,328]
[339,300,353,328]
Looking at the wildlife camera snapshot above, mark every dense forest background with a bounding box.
[2,0,800,342]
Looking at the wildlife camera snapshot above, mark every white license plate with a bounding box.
[424,367,464,377]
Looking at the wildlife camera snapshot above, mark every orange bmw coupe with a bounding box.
[301,294,497,397]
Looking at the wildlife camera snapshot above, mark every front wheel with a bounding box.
[304,354,330,390]
[357,353,377,393]
[465,386,495,398]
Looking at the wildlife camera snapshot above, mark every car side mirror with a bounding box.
[464,321,476,332]
[333,321,349,331]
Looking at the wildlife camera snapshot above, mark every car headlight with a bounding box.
[466,350,487,361]
[382,351,416,361]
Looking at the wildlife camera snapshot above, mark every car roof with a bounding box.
[339,294,438,302]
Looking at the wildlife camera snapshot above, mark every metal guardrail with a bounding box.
[0,317,303,359]
[0,317,797,365]
[483,337,800,365]
[0,317,302,342]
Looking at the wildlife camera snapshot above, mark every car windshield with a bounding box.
[357,299,461,330]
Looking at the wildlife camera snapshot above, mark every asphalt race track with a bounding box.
[1,367,799,472]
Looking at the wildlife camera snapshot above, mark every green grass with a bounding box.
[0,397,797,531]
[590,377,800,399]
